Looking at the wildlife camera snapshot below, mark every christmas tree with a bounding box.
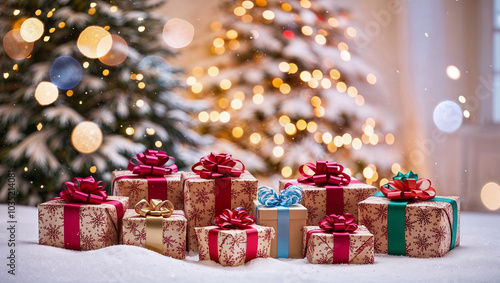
[188,0,399,183]
[0,0,205,204]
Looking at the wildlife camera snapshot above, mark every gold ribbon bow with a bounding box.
[134,199,174,254]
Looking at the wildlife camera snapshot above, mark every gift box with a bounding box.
[38,177,129,250]
[303,214,374,264]
[279,161,376,225]
[357,171,460,258]
[252,185,307,258]
[121,199,186,259]
[195,208,275,267]
[111,150,183,209]
[182,153,258,252]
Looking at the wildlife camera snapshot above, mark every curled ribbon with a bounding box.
[191,152,245,179]
[135,199,174,218]
[319,213,358,233]
[60,176,107,204]
[127,149,178,176]
[214,208,256,230]
[258,185,302,207]
[380,171,436,201]
[298,160,351,186]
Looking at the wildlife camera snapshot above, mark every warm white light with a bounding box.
[481,182,500,210]
[446,65,461,80]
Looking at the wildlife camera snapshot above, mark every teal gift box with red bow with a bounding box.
[111,150,183,210]
[279,161,376,225]
[38,176,129,250]
[181,153,258,252]
[358,171,460,258]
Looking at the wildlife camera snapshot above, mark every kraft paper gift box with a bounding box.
[121,199,187,259]
[252,185,307,258]
[195,208,275,267]
[357,171,460,258]
[302,214,374,264]
[279,161,376,225]
[38,177,129,251]
[182,153,258,252]
[111,149,183,210]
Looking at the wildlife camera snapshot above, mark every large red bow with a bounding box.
[192,152,245,179]
[319,213,357,233]
[127,149,178,176]
[60,176,107,204]
[380,177,436,201]
[214,208,256,230]
[298,161,351,186]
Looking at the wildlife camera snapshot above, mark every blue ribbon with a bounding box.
[258,185,302,207]
[256,185,302,258]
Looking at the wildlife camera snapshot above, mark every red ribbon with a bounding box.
[127,149,178,176]
[191,153,245,216]
[292,161,353,215]
[60,176,107,204]
[214,208,256,230]
[304,213,357,263]
[208,208,258,264]
[192,152,245,179]
[381,178,436,201]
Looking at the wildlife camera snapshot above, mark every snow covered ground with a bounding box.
[0,204,499,282]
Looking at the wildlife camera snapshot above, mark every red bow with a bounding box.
[214,208,256,230]
[60,176,107,204]
[319,213,357,233]
[192,152,245,179]
[127,149,178,176]
[380,177,436,201]
[298,161,351,186]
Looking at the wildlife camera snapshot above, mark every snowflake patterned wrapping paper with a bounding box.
[279,179,376,225]
[38,196,129,251]
[195,225,275,267]
[182,171,258,252]
[302,225,374,264]
[121,209,187,259]
[111,170,183,210]
[252,200,307,258]
[358,195,460,257]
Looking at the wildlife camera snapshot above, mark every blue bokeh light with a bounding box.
[50,56,82,90]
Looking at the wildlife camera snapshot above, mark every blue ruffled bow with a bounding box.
[258,185,302,207]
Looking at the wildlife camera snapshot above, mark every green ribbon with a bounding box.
[372,191,458,255]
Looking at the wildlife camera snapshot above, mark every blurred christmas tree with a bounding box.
[0,0,206,205]
[189,0,399,183]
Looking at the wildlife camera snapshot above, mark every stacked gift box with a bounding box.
[38,150,460,267]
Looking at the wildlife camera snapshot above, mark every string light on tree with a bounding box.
[71,121,103,154]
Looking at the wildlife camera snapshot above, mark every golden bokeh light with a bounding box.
[340,50,351,61]
[37,123,43,131]
[232,127,244,138]
[281,166,292,178]
[71,121,103,154]
[146,128,155,135]
[446,65,461,80]
[234,7,246,16]
[136,99,144,108]
[279,115,291,126]
[253,85,264,94]
[366,73,377,84]
[391,163,401,175]
[273,146,284,157]
[155,141,162,148]
[385,133,395,145]
[306,121,317,133]
[162,18,194,49]
[322,132,333,144]
[242,0,254,9]
[218,97,229,108]
[342,133,352,145]
[230,98,243,110]
[273,134,284,145]
[284,123,297,135]
[3,29,34,60]
[208,66,219,77]
[279,83,291,94]
[363,166,374,179]
[209,111,220,122]
[77,26,112,59]
[99,34,128,66]
[296,119,307,131]
[301,26,313,36]
[327,142,337,153]
[352,138,362,150]
[125,127,135,135]
[34,81,58,106]
[481,182,500,210]
[333,136,343,147]
[90,166,97,173]
[253,94,264,104]
[20,18,44,42]
[220,79,232,90]
[219,111,231,123]
[278,62,290,72]
[250,132,261,144]
[262,10,275,20]
[198,111,209,122]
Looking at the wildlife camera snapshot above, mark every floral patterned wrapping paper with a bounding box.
[182,171,258,252]
[121,209,187,259]
[38,196,129,250]
[278,179,376,225]
[302,225,374,264]
[195,225,275,267]
[111,170,183,210]
[358,196,460,258]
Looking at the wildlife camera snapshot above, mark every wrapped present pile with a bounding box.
[37,150,460,266]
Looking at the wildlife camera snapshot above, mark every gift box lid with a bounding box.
[181,171,256,182]
[279,178,376,190]
[252,200,307,221]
